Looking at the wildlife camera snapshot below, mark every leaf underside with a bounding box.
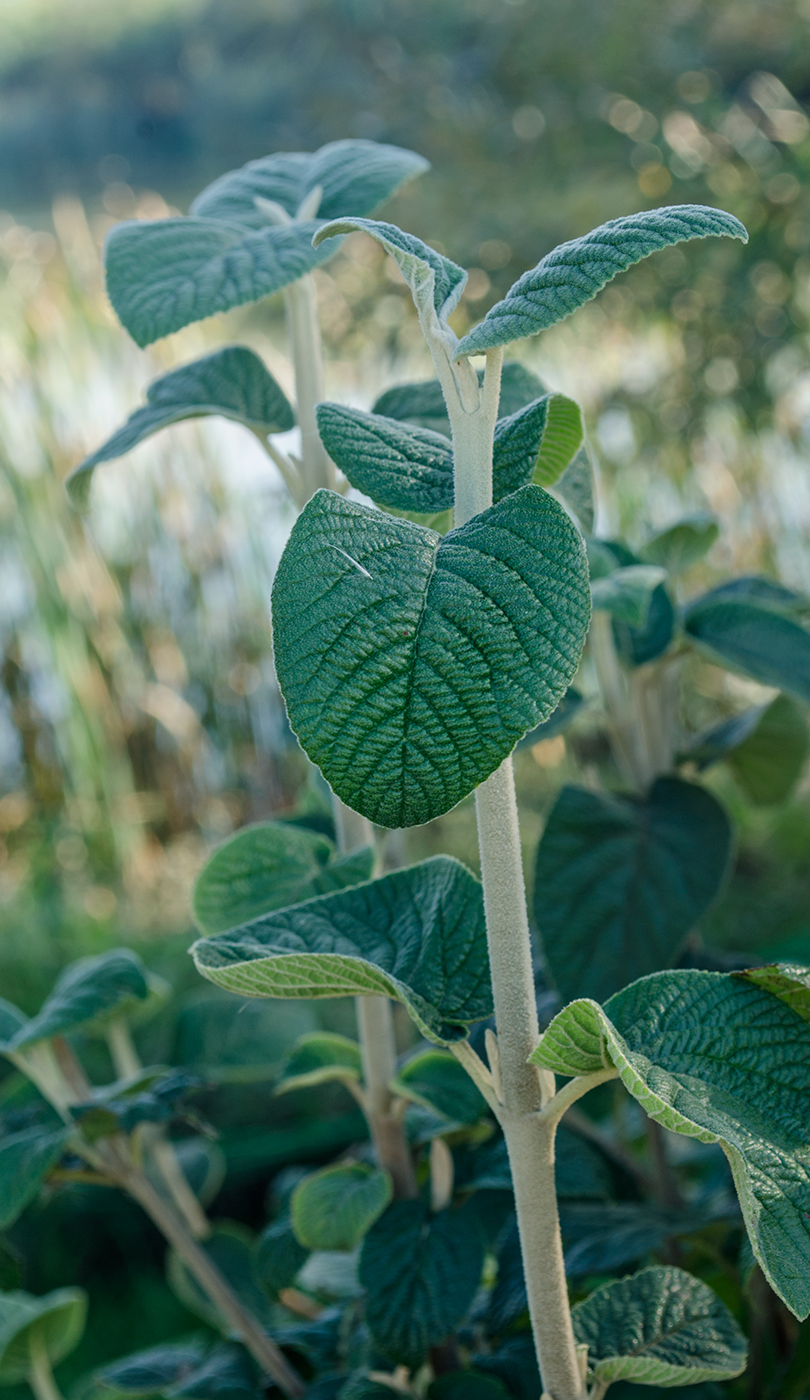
[313,217,468,322]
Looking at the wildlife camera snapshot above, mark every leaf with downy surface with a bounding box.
[492,393,581,497]
[8,949,151,1050]
[591,565,668,627]
[390,1049,488,1123]
[193,821,374,935]
[683,596,810,701]
[640,514,719,574]
[521,394,583,489]
[291,1165,392,1252]
[735,962,810,1025]
[359,1199,484,1368]
[572,1266,747,1388]
[0,1000,28,1048]
[372,362,546,436]
[166,1343,259,1400]
[725,693,809,805]
[313,218,467,325]
[592,539,675,666]
[0,1125,69,1228]
[67,347,295,505]
[271,485,590,828]
[254,1217,309,1298]
[0,1289,87,1382]
[515,686,585,749]
[534,778,732,1003]
[456,205,747,355]
[275,1032,363,1094]
[98,1341,209,1395]
[315,404,454,513]
[531,968,810,1318]
[560,1202,715,1278]
[193,856,491,1045]
[682,707,764,769]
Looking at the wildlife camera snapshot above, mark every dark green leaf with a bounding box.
[640,515,719,574]
[192,856,491,1045]
[313,218,467,323]
[726,694,809,804]
[0,1001,28,1050]
[10,950,151,1050]
[167,1225,273,1331]
[683,598,810,701]
[359,1200,484,1368]
[682,707,764,769]
[515,687,585,749]
[390,1050,488,1123]
[167,1343,259,1400]
[692,575,809,616]
[98,1341,209,1396]
[292,1165,392,1251]
[591,565,667,627]
[339,1376,401,1400]
[254,1218,309,1298]
[534,778,732,1002]
[193,821,374,935]
[735,962,810,1025]
[613,582,675,666]
[572,1266,747,1387]
[0,1288,87,1382]
[456,206,747,355]
[474,1335,540,1400]
[531,969,810,1318]
[0,1126,69,1228]
[275,1032,363,1095]
[561,1202,709,1278]
[271,485,590,828]
[315,405,454,513]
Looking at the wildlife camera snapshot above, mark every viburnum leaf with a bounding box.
[274,1031,363,1095]
[456,205,748,355]
[372,362,546,436]
[253,1219,309,1300]
[724,694,810,805]
[640,513,719,574]
[315,404,454,513]
[291,1164,392,1251]
[683,594,810,701]
[390,1049,488,1123]
[271,485,590,827]
[735,962,810,1025]
[313,217,467,325]
[96,1340,209,1396]
[530,968,810,1318]
[7,950,151,1050]
[590,564,668,627]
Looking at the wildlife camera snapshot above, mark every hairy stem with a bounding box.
[27,1333,65,1400]
[284,274,334,500]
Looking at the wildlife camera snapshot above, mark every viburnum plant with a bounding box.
[7,138,806,1400]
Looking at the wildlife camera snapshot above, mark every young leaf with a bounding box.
[372,362,546,435]
[0,1126,69,1228]
[9,949,151,1050]
[531,968,810,1318]
[725,693,809,805]
[97,1341,209,1396]
[683,597,810,701]
[359,1200,484,1368]
[492,393,582,497]
[534,778,732,1003]
[275,1032,363,1094]
[593,540,676,665]
[192,821,374,935]
[456,205,747,355]
[291,1164,392,1251]
[67,347,295,506]
[254,1218,310,1299]
[390,1049,488,1123]
[640,514,719,574]
[591,565,668,627]
[525,394,584,488]
[572,1267,747,1387]
[313,218,467,325]
[315,404,454,513]
[0,1288,87,1383]
[271,485,590,828]
[192,856,492,1045]
[735,962,810,1025]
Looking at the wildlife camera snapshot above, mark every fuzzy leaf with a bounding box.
[390,1049,488,1123]
[683,597,810,701]
[682,707,765,769]
[555,446,595,532]
[192,856,491,1045]
[275,1032,363,1094]
[315,404,454,513]
[534,778,732,1003]
[8,950,150,1050]
[725,694,809,805]
[271,485,590,828]
[359,1200,484,1368]
[67,347,294,505]
[492,393,582,497]
[527,394,584,488]
[735,962,810,1025]
[594,540,676,666]
[292,1165,392,1251]
[193,821,373,935]
[591,565,668,627]
[531,968,810,1318]
[254,1218,310,1299]
[0,1289,87,1383]
[168,1225,272,1331]
[313,218,467,324]
[561,1202,711,1278]
[456,205,747,355]
[97,1341,209,1396]
[0,1126,69,1228]
[640,514,719,574]
[692,575,809,615]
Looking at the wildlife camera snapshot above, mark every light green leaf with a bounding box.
[0,1126,69,1228]
[359,1200,484,1368]
[534,778,732,1003]
[390,1049,488,1123]
[315,404,453,513]
[531,968,810,1318]
[192,820,374,935]
[0,1288,87,1382]
[735,962,810,1025]
[456,205,748,355]
[254,1217,309,1299]
[271,485,590,828]
[640,514,719,574]
[372,362,546,436]
[591,565,668,627]
[313,218,467,324]
[726,694,809,805]
[67,347,295,506]
[291,1164,392,1251]
[192,856,491,1045]
[493,393,582,497]
[683,597,810,701]
[530,394,584,488]
[573,1267,746,1388]
[274,1031,363,1094]
[8,950,151,1050]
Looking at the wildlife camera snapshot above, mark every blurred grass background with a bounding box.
[3,0,810,1010]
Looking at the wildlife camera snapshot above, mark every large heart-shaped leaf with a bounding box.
[531,968,810,1318]
[456,206,747,355]
[313,218,467,325]
[0,1289,87,1382]
[372,362,546,435]
[192,821,374,935]
[97,1340,209,1396]
[68,347,295,506]
[291,1164,392,1251]
[7,950,151,1050]
[591,565,668,627]
[572,1267,747,1388]
[271,485,590,828]
[534,778,732,1003]
[683,596,810,701]
[0,1126,69,1228]
[192,856,491,1044]
[359,1199,484,1368]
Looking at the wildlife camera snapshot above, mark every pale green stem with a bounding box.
[537,1068,619,1128]
[27,1333,64,1400]
[284,274,335,499]
[251,428,303,506]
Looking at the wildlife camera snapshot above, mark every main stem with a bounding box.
[284,274,335,499]
[447,346,585,1400]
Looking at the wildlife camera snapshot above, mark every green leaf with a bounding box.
[640,514,719,574]
[725,694,809,805]
[682,707,764,769]
[191,140,429,228]
[271,485,591,828]
[98,1341,209,1396]
[193,821,374,935]
[167,1224,272,1331]
[456,206,748,355]
[428,1372,509,1400]
[67,347,295,506]
[372,362,546,436]
[531,968,810,1318]
[572,1267,747,1387]
[193,856,491,1045]
[275,1032,363,1094]
[9,950,151,1050]
[0,1000,28,1048]
[561,1202,710,1278]
[735,962,810,1025]
[694,575,809,616]
[683,597,810,701]
[0,1288,87,1382]
[166,1343,259,1400]
[359,1200,484,1368]
[313,218,467,324]
[592,540,675,666]
[591,565,668,627]
[291,1165,392,1251]
[340,1375,404,1400]
[390,1049,488,1123]
[534,778,732,1003]
[0,1126,68,1228]
[555,445,595,533]
[528,394,584,488]
[254,1217,310,1299]
[315,404,454,513]
[515,686,585,749]
[492,393,582,498]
